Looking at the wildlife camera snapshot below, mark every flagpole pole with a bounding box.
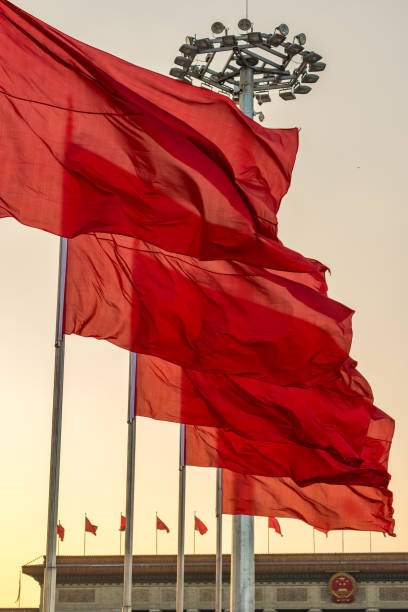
[369,531,372,553]
[42,236,67,612]
[84,514,86,556]
[231,67,255,612]
[122,352,137,612]
[193,511,196,554]
[313,528,316,554]
[215,468,223,612]
[155,513,158,555]
[342,530,345,553]
[267,521,269,555]
[176,424,186,612]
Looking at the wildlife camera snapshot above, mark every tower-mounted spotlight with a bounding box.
[169,17,326,109]
[238,18,252,31]
[211,21,225,34]
[294,33,306,45]
[309,61,326,71]
[267,23,289,47]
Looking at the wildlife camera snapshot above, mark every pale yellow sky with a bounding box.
[0,0,407,606]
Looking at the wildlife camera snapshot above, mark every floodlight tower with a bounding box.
[170,16,326,612]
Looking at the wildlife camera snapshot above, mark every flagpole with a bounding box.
[84,514,87,556]
[215,468,223,612]
[155,512,158,555]
[231,67,255,612]
[122,352,137,612]
[313,528,316,554]
[267,520,270,555]
[176,424,186,612]
[369,531,372,553]
[42,236,67,612]
[342,530,345,553]
[193,511,196,554]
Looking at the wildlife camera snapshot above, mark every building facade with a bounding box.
[23,553,408,612]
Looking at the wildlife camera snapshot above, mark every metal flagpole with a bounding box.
[369,531,372,553]
[230,66,255,612]
[176,424,186,612]
[313,528,316,553]
[193,511,196,554]
[155,512,158,555]
[84,514,87,556]
[215,468,223,612]
[341,530,345,553]
[42,236,67,612]
[122,352,137,612]
[267,520,269,555]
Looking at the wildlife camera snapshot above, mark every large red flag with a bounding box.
[135,354,374,461]
[194,515,208,535]
[156,516,170,533]
[184,407,393,488]
[268,517,282,536]
[222,469,395,536]
[64,233,352,386]
[85,516,98,535]
[0,0,317,273]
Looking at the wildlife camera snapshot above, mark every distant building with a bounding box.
[23,553,408,611]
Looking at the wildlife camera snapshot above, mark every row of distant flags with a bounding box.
[56,514,286,544]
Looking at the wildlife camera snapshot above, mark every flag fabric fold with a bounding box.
[119,514,126,532]
[156,516,170,533]
[135,354,374,460]
[184,407,393,488]
[222,469,395,536]
[64,233,352,386]
[194,515,208,535]
[0,0,320,273]
[268,517,282,536]
[85,516,98,535]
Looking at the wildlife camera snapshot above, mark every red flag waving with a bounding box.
[64,233,352,386]
[185,407,393,488]
[269,517,282,536]
[85,516,98,535]
[135,354,373,462]
[156,516,170,533]
[0,0,311,272]
[57,523,65,541]
[194,515,208,535]
[119,514,126,532]
[222,469,395,536]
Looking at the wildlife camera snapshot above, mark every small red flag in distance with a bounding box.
[269,517,283,536]
[85,516,98,535]
[315,526,329,537]
[120,514,126,532]
[194,515,208,535]
[57,523,65,541]
[156,516,170,533]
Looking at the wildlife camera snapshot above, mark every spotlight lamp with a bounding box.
[238,18,252,31]
[294,84,312,94]
[302,73,319,84]
[169,17,326,108]
[179,43,197,57]
[310,62,326,72]
[294,33,306,45]
[211,21,225,34]
[174,56,192,69]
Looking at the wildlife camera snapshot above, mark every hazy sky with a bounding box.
[0,0,407,606]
